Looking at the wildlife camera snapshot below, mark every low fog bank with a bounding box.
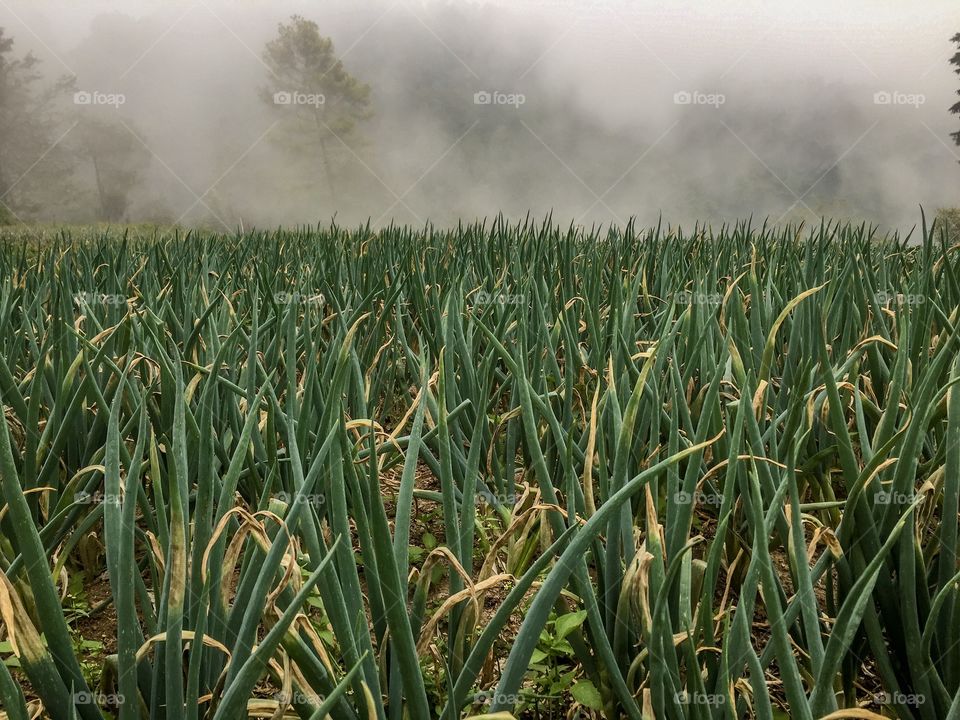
[0,0,957,233]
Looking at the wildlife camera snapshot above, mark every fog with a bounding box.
[0,0,957,232]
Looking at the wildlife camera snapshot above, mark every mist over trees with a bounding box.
[72,115,150,222]
[951,32,960,147]
[260,16,371,204]
[0,27,72,223]
[0,3,956,231]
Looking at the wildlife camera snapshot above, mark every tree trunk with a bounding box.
[319,136,337,203]
[92,153,108,221]
[311,109,338,204]
[0,153,14,222]
[0,152,9,200]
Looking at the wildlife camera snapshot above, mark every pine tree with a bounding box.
[0,26,74,220]
[951,33,960,146]
[260,16,372,201]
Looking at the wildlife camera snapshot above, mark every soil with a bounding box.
[72,571,119,655]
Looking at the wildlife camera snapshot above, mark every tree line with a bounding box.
[0,16,370,226]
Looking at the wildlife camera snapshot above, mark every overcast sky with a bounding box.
[0,0,957,232]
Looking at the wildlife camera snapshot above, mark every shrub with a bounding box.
[936,207,960,239]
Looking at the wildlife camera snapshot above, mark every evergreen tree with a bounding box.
[260,16,372,200]
[951,33,960,147]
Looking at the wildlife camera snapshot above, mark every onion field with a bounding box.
[1,218,960,719]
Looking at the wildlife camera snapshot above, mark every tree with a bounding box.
[260,16,371,201]
[938,208,960,239]
[952,33,960,147]
[0,26,39,215]
[0,26,73,219]
[73,115,150,222]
